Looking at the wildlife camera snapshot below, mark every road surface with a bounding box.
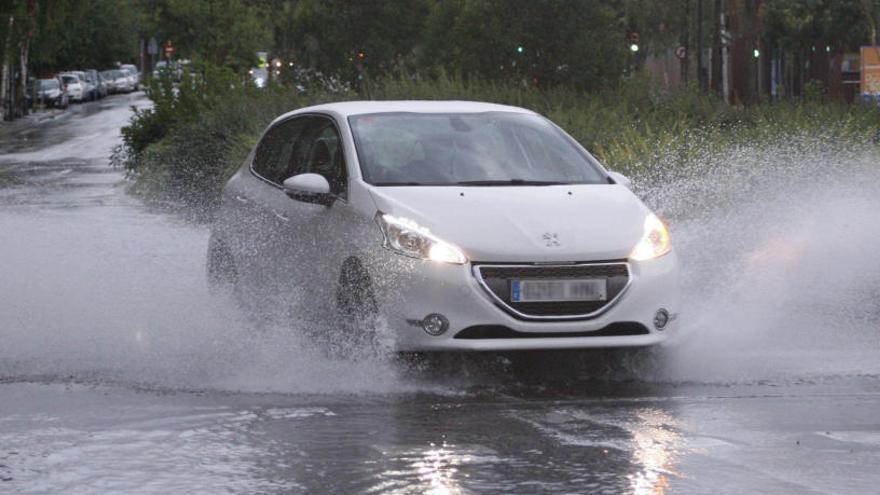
[1,94,879,494]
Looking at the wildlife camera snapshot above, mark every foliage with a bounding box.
[283,0,627,91]
[426,0,625,90]
[285,0,430,85]
[118,74,880,213]
[144,0,271,71]
[760,0,871,50]
[2,0,141,75]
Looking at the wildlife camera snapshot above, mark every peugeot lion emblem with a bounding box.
[542,232,561,247]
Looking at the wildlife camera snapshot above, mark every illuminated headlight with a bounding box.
[376,213,467,264]
[630,213,672,261]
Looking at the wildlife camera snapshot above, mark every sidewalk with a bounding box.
[0,107,70,140]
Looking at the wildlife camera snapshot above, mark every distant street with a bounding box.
[1,94,880,494]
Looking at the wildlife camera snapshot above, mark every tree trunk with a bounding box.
[1,15,14,121]
[711,0,723,93]
[19,36,29,117]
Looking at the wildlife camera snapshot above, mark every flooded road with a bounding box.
[1,95,879,494]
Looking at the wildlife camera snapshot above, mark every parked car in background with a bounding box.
[115,69,135,93]
[68,70,95,100]
[84,70,104,99]
[119,64,140,90]
[152,60,182,82]
[95,71,109,98]
[99,70,116,93]
[34,77,69,108]
[120,67,138,92]
[59,73,85,102]
[102,70,133,94]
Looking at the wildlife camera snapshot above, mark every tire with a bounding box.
[336,257,378,327]
[206,235,238,292]
[334,257,382,354]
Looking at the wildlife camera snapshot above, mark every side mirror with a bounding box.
[607,171,632,189]
[282,173,334,206]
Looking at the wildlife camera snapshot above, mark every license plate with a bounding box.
[510,279,607,302]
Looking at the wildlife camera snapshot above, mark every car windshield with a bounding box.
[348,112,607,186]
[61,75,77,84]
[39,80,58,90]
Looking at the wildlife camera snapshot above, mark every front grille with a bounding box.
[474,262,630,319]
[454,322,649,339]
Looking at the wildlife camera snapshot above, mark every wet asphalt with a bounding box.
[1,94,879,494]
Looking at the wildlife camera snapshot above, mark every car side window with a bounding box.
[307,123,348,197]
[254,116,348,197]
[252,118,308,184]
[282,117,348,198]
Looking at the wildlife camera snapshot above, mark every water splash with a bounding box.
[640,134,880,383]
[1,121,878,393]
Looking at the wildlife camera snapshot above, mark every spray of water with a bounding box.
[641,133,880,384]
[1,122,878,393]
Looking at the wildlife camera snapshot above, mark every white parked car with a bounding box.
[208,101,680,351]
[119,64,140,89]
[110,69,134,93]
[59,74,85,102]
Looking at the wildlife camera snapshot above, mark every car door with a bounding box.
[243,115,343,314]
[266,115,361,318]
[221,116,309,306]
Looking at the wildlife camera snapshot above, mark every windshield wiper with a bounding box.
[454,179,567,186]
[372,181,427,186]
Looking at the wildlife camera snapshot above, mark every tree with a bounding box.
[145,0,271,71]
[27,0,140,74]
[286,0,430,84]
[761,0,870,51]
[425,0,626,91]
[862,0,880,45]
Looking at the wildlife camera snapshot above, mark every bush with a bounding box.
[117,72,880,214]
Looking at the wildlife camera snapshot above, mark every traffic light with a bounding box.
[516,46,524,54]
[627,32,640,54]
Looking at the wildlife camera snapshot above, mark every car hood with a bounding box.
[368,185,650,262]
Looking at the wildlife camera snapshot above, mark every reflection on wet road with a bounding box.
[3,381,880,494]
[1,94,879,494]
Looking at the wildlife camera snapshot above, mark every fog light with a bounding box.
[421,314,449,336]
[654,309,670,331]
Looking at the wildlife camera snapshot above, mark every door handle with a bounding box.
[272,210,289,222]
[234,195,249,204]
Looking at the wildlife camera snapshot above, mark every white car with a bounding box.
[208,101,680,351]
[110,70,134,93]
[119,64,140,89]
[59,74,85,102]
[67,71,95,100]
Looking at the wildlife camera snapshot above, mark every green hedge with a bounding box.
[117,73,880,211]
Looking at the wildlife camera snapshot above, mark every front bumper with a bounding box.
[369,251,681,351]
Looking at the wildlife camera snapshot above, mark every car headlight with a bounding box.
[630,213,672,261]
[376,213,467,264]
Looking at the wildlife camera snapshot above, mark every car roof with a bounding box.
[271,100,535,125]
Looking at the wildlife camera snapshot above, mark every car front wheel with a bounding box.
[334,257,382,355]
[206,235,238,293]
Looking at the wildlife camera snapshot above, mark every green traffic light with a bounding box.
[517,46,524,54]
[629,43,639,53]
